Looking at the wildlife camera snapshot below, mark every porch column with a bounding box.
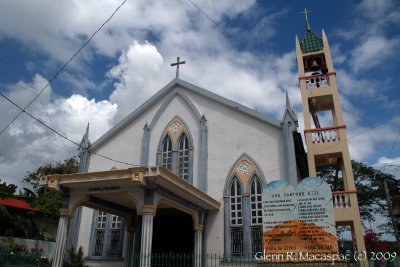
[140,205,156,267]
[52,215,70,267]
[194,225,203,267]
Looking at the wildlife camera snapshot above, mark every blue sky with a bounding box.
[0,0,399,189]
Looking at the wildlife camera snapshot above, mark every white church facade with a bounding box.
[43,78,308,267]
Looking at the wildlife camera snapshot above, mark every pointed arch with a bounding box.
[223,153,266,256]
[156,116,194,183]
[140,88,207,191]
[223,153,266,196]
[149,89,202,130]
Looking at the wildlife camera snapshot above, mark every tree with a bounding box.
[0,179,17,199]
[24,157,79,192]
[317,160,397,231]
[23,157,79,215]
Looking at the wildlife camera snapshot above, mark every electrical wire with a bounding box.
[186,0,262,58]
[0,91,139,167]
[15,83,74,159]
[186,0,230,36]
[0,0,127,137]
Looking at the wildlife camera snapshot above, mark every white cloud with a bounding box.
[335,0,400,73]
[108,41,167,120]
[352,35,400,73]
[374,156,400,178]
[0,74,117,188]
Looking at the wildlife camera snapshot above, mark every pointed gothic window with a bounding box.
[230,178,243,255]
[161,135,172,170]
[177,133,189,180]
[224,155,265,256]
[157,117,193,183]
[250,176,263,254]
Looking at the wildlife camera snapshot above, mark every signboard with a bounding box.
[262,177,338,262]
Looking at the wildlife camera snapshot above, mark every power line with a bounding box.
[0,0,127,137]
[186,0,230,36]
[186,0,262,59]
[374,127,400,179]
[15,83,74,159]
[0,91,139,167]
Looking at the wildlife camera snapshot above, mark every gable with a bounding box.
[90,78,281,152]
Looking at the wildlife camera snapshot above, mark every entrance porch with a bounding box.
[40,167,220,267]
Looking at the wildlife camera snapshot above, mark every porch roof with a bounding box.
[41,166,220,212]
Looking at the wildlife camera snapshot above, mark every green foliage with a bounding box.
[317,160,397,230]
[22,157,79,215]
[63,246,88,267]
[33,188,63,216]
[24,157,79,192]
[0,158,78,239]
[0,179,17,199]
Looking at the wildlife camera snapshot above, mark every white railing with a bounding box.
[332,190,357,208]
[304,125,346,143]
[305,74,330,89]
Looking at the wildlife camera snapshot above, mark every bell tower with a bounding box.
[296,9,368,264]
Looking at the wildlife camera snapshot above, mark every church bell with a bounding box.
[310,60,320,71]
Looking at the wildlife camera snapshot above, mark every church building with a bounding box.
[43,74,306,267]
[41,14,366,267]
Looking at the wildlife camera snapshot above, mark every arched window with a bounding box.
[161,135,172,170]
[223,154,265,256]
[177,133,189,180]
[250,176,263,254]
[230,178,243,255]
[157,117,193,183]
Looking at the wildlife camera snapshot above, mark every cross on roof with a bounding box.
[300,8,312,31]
[170,56,186,78]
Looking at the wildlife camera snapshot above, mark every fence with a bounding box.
[0,247,42,267]
[128,253,400,267]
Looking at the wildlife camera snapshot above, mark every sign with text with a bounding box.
[262,177,338,262]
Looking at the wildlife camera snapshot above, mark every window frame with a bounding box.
[229,177,244,256]
[177,133,190,180]
[161,134,173,170]
[157,118,194,183]
[223,155,266,257]
[88,210,125,261]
